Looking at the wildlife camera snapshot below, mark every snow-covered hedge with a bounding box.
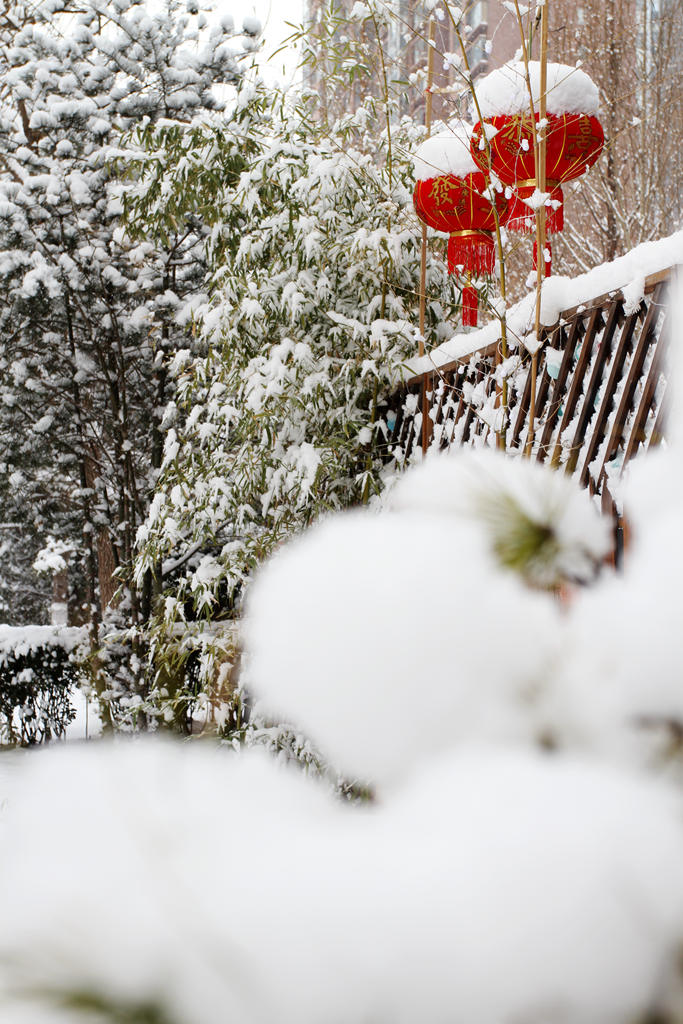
[0,626,86,746]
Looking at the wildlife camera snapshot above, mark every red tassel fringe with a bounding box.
[506,194,536,233]
[462,286,479,327]
[506,187,564,235]
[533,241,552,277]
[447,234,495,276]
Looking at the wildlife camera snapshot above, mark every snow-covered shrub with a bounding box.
[385,449,611,587]
[0,626,86,745]
[242,450,612,787]
[1,740,682,1024]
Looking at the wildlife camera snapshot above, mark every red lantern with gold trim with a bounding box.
[412,126,508,327]
[413,171,504,274]
[470,111,603,237]
[468,61,604,275]
[413,172,503,326]
[413,175,507,325]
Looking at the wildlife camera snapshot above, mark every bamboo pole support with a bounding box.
[419,17,436,456]
[525,0,549,457]
[447,7,511,452]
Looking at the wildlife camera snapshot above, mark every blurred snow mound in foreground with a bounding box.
[2,741,683,1024]
[3,386,683,1021]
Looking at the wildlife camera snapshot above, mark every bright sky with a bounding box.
[247,0,305,86]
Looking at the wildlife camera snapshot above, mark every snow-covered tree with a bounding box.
[0,0,259,626]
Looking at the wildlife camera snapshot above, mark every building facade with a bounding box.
[303,0,518,123]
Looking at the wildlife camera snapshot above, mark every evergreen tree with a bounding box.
[0,0,259,626]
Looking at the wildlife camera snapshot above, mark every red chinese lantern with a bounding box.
[413,171,506,326]
[470,112,603,273]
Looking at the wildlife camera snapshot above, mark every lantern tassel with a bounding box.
[448,233,495,276]
[546,197,564,234]
[533,241,552,277]
[462,285,479,327]
[507,186,564,234]
[506,193,537,233]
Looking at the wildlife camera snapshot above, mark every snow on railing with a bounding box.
[402,231,682,381]
[387,232,681,540]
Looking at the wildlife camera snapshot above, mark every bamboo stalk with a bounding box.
[525,0,549,457]
[445,6,511,450]
[420,17,436,456]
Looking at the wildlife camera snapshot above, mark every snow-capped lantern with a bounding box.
[470,62,604,274]
[412,125,507,327]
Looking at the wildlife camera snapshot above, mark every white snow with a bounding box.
[476,61,601,118]
[238,11,264,41]
[0,743,348,1024]
[0,624,85,659]
[4,333,683,1020]
[556,448,683,766]
[1,740,683,1024]
[404,230,683,377]
[622,273,646,316]
[522,187,551,210]
[32,537,72,575]
[49,602,68,627]
[386,448,610,585]
[412,122,478,181]
[243,499,562,787]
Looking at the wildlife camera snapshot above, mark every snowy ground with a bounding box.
[64,687,102,742]
[1,687,100,798]
[0,747,23,815]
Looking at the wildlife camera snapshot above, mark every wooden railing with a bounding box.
[388,269,672,522]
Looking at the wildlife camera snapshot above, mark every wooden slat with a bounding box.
[398,386,420,461]
[549,306,605,469]
[446,369,470,448]
[564,297,623,475]
[531,363,553,436]
[510,359,534,449]
[601,485,619,569]
[596,282,666,488]
[397,393,416,453]
[422,371,437,451]
[577,305,643,487]
[648,392,668,450]
[431,377,448,438]
[460,366,486,445]
[451,367,477,447]
[536,319,583,462]
[623,313,668,462]
[436,372,458,450]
